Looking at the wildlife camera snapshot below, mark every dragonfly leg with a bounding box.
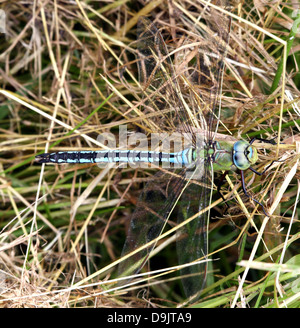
[249,160,277,176]
[217,171,230,212]
[249,137,277,146]
[240,170,269,216]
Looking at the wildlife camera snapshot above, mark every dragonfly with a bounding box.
[36,2,272,300]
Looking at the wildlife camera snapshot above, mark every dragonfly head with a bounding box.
[233,140,258,170]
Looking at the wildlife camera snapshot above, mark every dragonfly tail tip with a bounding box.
[34,153,51,164]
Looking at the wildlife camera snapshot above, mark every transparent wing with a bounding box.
[176,161,210,300]
[136,16,197,138]
[118,169,189,277]
[188,0,231,140]
[135,5,231,141]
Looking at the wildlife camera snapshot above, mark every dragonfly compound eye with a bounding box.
[233,140,258,170]
[245,145,258,166]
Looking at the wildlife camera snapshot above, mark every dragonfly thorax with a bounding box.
[233,140,258,170]
[192,141,215,162]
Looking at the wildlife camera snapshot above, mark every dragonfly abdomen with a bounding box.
[35,148,194,165]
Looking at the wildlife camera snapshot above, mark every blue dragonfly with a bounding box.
[36,2,273,300]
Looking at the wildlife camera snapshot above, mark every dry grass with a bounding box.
[0,0,299,308]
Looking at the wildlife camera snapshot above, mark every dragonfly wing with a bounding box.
[136,6,231,140]
[176,161,210,300]
[190,0,231,139]
[136,17,197,137]
[118,169,188,279]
